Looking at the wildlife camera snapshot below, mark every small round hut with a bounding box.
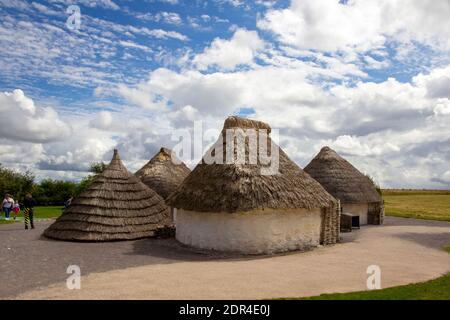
[304,146,384,228]
[167,116,340,254]
[135,147,191,199]
[44,149,170,241]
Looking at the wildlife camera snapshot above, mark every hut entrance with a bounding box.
[351,215,360,229]
[340,212,360,232]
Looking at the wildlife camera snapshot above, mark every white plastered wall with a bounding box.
[175,208,322,254]
[341,203,368,225]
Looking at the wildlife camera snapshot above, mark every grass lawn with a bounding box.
[382,190,450,222]
[0,206,63,224]
[283,273,450,300]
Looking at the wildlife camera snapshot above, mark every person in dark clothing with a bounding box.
[23,194,37,230]
[64,196,73,210]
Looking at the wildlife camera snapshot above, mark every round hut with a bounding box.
[44,149,170,241]
[135,147,191,199]
[304,146,384,228]
[167,116,340,254]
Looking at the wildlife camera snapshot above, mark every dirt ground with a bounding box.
[1,217,449,299]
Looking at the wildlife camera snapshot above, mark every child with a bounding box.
[12,201,20,221]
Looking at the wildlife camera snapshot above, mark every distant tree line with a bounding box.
[0,162,107,206]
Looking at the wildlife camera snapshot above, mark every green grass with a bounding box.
[279,274,450,300]
[382,189,450,196]
[33,206,64,219]
[382,190,450,222]
[0,206,63,224]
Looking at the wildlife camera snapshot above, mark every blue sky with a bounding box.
[0,0,288,105]
[0,0,450,189]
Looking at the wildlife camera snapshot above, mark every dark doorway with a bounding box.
[352,215,360,229]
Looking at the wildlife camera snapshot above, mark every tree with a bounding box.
[0,162,109,206]
[75,161,108,196]
[90,162,107,174]
[0,164,35,202]
[33,179,78,206]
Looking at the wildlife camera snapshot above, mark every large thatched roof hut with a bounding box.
[168,116,340,254]
[135,147,191,199]
[304,146,384,227]
[44,150,170,241]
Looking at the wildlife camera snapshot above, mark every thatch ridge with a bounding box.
[223,116,271,133]
[304,146,382,204]
[44,149,170,242]
[135,147,191,199]
[167,116,337,213]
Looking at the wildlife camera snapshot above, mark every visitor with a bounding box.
[2,194,14,220]
[23,194,37,230]
[64,196,73,210]
[12,201,20,221]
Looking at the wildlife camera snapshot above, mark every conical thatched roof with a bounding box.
[135,147,191,199]
[44,150,170,241]
[167,116,337,213]
[304,146,382,204]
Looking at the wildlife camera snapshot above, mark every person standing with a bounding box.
[64,196,73,210]
[12,201,20,220]
[23,194,37,229]
[2,194,14,220]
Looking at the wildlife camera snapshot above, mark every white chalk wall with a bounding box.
[175,208,322,254]
[342,203,368,225]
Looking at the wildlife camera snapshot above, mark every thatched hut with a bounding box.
[135,147,191,199]
[44,149,170,241]
[304,146,384,228]
[167,116,340,254]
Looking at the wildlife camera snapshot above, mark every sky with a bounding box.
[0,0,450,189]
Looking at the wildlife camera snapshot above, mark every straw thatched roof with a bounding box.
[304,146,382,204]
[44,150,170,241]
[167,116,337,213]
[135,147,191,199]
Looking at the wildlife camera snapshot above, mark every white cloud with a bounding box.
[413,65,450,99]
[48,0,120,10]
[136,11,183,25]
[258,0,450,52]
[157,11,182,25]
[89,110,113,130]
[0,90,71,143]
[1,0,449,190]
[117,59,450,188]
[193,28,265,71]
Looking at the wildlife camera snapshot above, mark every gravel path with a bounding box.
[0,221,240,298]
[1,217,449,299]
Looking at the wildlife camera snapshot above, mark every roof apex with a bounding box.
[223,116,271,133]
